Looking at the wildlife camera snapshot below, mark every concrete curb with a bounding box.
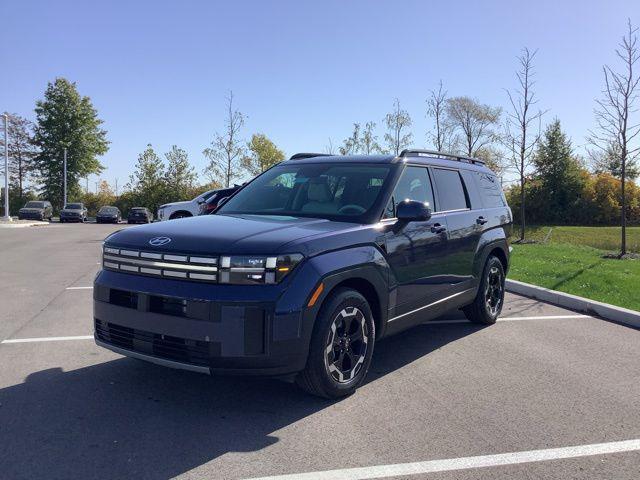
[0,220,50,228]
[505,279,640,329]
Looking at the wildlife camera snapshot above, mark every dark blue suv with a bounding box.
[94,150,512,398]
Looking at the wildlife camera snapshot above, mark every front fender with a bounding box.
[276,245,390,342]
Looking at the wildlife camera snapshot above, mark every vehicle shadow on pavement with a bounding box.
[0,320,482,480]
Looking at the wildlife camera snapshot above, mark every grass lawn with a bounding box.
[515,225,640,253]
[509,243,640,312]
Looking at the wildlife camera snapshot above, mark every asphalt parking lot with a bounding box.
[0,223,638,480]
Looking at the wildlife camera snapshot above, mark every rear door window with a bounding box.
[432,168,469,212]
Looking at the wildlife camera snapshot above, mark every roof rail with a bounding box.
[399,149,485,165]
[289,152,333,160]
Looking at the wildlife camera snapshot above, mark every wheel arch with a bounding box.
[322,277,384,340]
[489,246,508,272]
[169,210,193,219]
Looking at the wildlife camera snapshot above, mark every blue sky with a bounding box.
[1,0,639,190]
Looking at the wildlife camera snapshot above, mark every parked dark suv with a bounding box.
[127,207,153,224]
[18,200,53,221]
[95,150,512,398]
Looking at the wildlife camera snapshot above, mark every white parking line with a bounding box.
[1,335,94,344]
[246,438,640,480]
[427,314,589,325]
[66,286,93,290]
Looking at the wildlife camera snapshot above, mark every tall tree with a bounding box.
[32,78,109,209]
[164,145,196,200]
[0,113,38,202]
[533,120,585,223]
[426,80,456,151]
[503,48,545,242]
[445,96,501,157]
[204,91,246,187]
[361,121,381,154]
[127,144,167,213]
[384,99,413,155]
[339,123,362,155]
[242,133,285,176]
[588,20,640,256]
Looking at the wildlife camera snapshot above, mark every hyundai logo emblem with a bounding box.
[148,236,172,246]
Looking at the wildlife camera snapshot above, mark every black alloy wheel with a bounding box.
[485,264,503,317]
[297,288,375,398]
[462,255,505,325]
[324,307,369,384]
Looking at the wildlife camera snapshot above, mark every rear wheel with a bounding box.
[463,255,505,325]
[296,288,375,399]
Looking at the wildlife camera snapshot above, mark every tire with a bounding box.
[463,255,505,325]
[296,288,375,399]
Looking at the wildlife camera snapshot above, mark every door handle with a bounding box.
[476,216,488,225]
[431,223,447,234]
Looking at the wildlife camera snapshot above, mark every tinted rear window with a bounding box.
[25,201,45,208]
[432,168,469,212]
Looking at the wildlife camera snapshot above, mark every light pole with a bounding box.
[63,148,67,208]
[2,113,10,221]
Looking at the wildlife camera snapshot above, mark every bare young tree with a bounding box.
[361,121,380,154]
[503,48,545,242]
[324,137,336,155]
[203,91,246,187]
[588,20,640,256]
[445,97,501,157]
[384,98,413,155]
[339,123,362,155]
[426,80,456,151]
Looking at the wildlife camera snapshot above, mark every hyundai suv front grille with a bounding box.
[103,247,218,282]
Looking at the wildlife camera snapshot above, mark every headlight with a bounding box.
[219,254,303,285]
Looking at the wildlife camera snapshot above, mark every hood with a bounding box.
[104,214,363,255]
[20,207,44,212]
[161,200,191,208]
[61,208,82,213]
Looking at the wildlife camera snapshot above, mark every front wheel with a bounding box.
[296,288,375,399]
[463,255,505,325]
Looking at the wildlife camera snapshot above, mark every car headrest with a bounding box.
[307,178,331,203]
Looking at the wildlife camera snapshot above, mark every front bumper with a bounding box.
[93,269,315,376]
[18,211,44,220]
[61,214,82,222]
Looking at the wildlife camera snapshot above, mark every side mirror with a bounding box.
[396,200,432,223]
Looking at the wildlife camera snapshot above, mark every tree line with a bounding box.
[1,20,638,255]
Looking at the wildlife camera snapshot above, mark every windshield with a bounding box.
[99,207,118,213]
[65,203,83,210]
[217,163,392,221]
[25,201,45,208]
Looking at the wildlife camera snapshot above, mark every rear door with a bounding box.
[430,167,479,292]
